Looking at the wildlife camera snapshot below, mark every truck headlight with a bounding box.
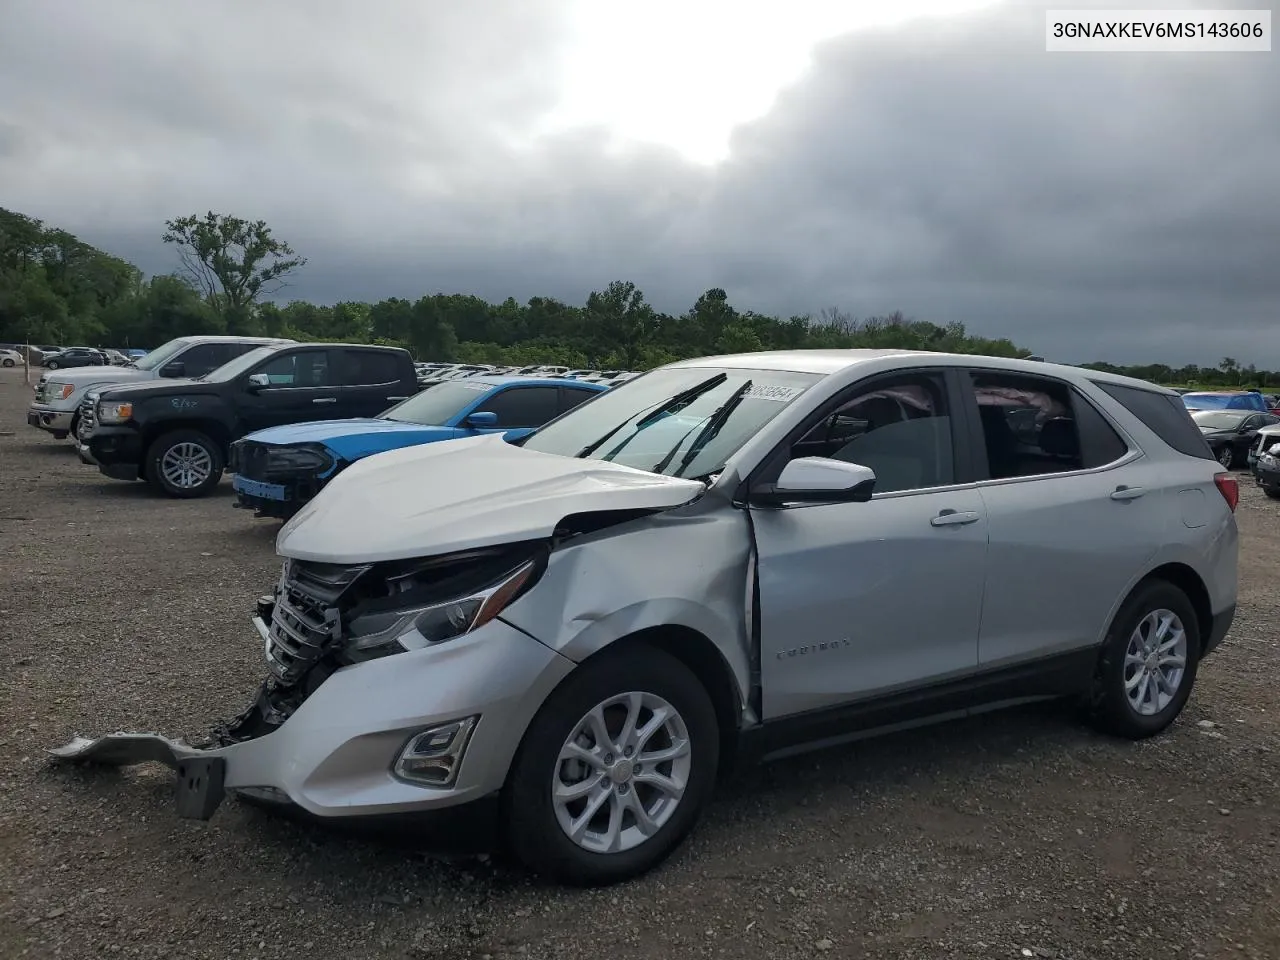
[346,557,541,657]
[54,383,74,401]
[97,400,133,423]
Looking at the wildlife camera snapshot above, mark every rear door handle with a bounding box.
[1110,485,1146,501]
[931,510,981,527]
[385,396,408,401]
[312,397,338,404]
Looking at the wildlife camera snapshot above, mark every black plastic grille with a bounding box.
[264,559,369,684]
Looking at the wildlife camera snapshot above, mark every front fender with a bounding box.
[500,502,754,710]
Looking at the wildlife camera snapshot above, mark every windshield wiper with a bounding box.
[666,379,752,478]
[575,372,728,459]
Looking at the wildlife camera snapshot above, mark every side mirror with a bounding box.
[160,361,186,377]
[246,373,271,391]
[465,411,499,428]
[755,457,877,505]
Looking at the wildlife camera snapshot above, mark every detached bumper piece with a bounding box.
[48,733,228,821]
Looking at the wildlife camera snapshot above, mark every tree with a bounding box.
[585,281,656,368]
[162,212,306,333]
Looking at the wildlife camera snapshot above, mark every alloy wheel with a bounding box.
[1123,608,1188,716]
[161,442,213,490]
[552,691,692,855]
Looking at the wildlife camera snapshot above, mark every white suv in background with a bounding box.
[27,335,292,439]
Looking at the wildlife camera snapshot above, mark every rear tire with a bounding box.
[1265,488,1280,500]
[144,429,224,498]
[1084,580,1201,740]
[502,645,719,886]
[46,361,59,370]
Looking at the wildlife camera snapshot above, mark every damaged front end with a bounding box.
[49,540,551,820]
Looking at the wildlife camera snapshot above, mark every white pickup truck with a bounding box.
[27,335,292,439]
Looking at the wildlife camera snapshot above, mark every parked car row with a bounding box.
[414,361,641,389]
[0,343,148,369]
[45,347,1239,886]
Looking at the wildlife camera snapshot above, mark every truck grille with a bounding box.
[264,559,370,684]
[77,395,97,439]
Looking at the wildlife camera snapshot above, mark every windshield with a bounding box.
[132,339,191,371]
[1193,411,1248,430]
[381,380,492,424]
[522,366,821,478]
[203,346,280,382]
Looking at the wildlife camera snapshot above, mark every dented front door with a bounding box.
[752,490,988,720]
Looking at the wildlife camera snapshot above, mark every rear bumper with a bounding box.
[1203,603,1235,658]
[48,617,574,821]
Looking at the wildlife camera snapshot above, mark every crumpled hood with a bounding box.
[243,418,458,461]
[276,433,706,563]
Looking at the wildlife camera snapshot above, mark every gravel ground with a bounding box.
[1,365,1278,960]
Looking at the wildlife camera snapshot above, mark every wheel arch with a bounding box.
[1130,562,1213,653]
[143,418,232,455]
[566,625,745,778]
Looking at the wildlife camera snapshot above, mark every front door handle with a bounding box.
[385,396,408,402]
[931,509,981,527]
[312,397,338,404]
[1110,485,1146,501]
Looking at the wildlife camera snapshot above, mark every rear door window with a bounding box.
[558,386,600,415]
[341,350,402,386]
[476,386,561,427]
[966,371,1128,479]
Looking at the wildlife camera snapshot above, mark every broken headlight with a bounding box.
[266,444,334,474]
[346,557,541,656]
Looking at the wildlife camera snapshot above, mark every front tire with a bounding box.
[144,429,224,498]
[503,645,719,886]
[1,358,13,367]
[1085,580,1201,739]
[1265,487,1280,500]
[1216,445,1234,469]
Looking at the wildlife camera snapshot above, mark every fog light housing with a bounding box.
[393,716,478,787]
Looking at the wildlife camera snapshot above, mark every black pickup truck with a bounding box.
[76,342,419,498]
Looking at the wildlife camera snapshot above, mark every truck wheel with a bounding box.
[502,645,719,886]
[144,429,224,498]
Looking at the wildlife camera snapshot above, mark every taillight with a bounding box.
[1214,472,1239,512]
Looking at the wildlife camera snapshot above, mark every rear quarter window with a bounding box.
[1093,382,1216,461]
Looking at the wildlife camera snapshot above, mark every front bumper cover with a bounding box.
[27,405,74,434]
[48,616,574,822]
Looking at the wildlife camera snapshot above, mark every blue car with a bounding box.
[228,375,609,517]
[1181,391,1270,412]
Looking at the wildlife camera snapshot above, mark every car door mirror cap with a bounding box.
[160,361,185,378]
[756,457,877,505]
[246,373,271,391]
[466,411,499,428]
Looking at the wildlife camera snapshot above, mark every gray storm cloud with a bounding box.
[1,0,1276,365]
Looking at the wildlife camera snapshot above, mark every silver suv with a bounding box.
[54,350,1239,885]
[28,335,291,439]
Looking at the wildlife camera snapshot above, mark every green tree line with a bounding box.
[3,206,1273,387]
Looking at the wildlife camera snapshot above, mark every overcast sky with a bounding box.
[2,0,1277,366]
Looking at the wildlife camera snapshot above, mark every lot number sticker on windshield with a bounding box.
[743,384,803,402]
